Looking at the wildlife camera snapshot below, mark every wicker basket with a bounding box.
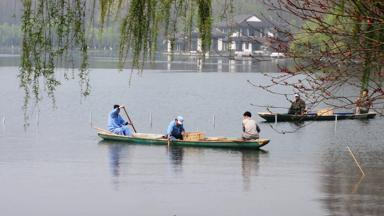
[183,132,205,141]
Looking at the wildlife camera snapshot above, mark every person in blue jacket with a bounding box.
[166,116,185,140]
[108,104,132,136]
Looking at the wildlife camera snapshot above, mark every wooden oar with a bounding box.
[122,107,137,133]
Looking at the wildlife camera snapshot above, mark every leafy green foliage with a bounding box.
[20,0,90,122]
[118,0,157,69]
[18,0,215,122]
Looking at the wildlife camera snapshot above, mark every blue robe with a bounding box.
[108,108,132,136]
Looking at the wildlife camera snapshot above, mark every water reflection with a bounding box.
[320,146,384,216]
[0,54,289,73]
[260,121,306,134]
[100,140,269,191]
[351,175,365,194]
[240,149,268,191]
[108,143,125,177]
[167,146,184,173]
[99,141,132,188]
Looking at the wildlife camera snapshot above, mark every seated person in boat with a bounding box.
[355,89,372,114]
[242,111,260,140]
[108,104,132,136]
[166,116,185,141]
[288,93,306,115]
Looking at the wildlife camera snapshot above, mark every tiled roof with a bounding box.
[216,14,271,29]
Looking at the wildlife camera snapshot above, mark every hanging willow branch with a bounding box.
[18,0,215,124]
[20,0,90,124]
[119,0,157,70]
[117,0,212,69]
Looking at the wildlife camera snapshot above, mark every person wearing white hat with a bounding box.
[166,116,185,140]
[288,93,306,115]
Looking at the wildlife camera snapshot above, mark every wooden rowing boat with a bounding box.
[96,128,269,150]
[258,112,377,122]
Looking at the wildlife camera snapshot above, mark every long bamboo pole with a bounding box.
[122,107,137,133]
[346,145,366,176]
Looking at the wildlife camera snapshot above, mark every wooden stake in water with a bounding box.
[212,114,216,128]
[89,111,93,127]
[149,112,152,128]
[2,116,6,135]
[334,115,338,132]
[346,145,366,176]
[36,111,39,126]
[1,116,4,133]
[274,113,278,126]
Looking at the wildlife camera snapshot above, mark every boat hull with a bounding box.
[97,132,269,150]
[258,112,376,122]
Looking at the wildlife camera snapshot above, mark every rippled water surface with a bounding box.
[0,56,383,216]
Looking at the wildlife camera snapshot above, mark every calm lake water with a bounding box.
[0,55,383,216]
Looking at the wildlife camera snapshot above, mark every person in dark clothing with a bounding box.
[288,93,306,115]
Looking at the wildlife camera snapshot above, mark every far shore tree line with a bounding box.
[0,23,121,51]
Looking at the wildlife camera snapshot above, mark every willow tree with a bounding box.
[19,0,212,120]
[19,0,384,118]
[20,0,89,122]
[259,0,384,113]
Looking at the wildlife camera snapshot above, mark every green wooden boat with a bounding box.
[96,128,269,150]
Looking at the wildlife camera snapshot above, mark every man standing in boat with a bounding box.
[166,116,185,141]
[355,89,372,114]
[108,105,132,136]
[242,111,260,140]
[288,93,306,115]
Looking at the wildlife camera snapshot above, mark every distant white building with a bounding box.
[166,14,277,57]
[215,14,275,56]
